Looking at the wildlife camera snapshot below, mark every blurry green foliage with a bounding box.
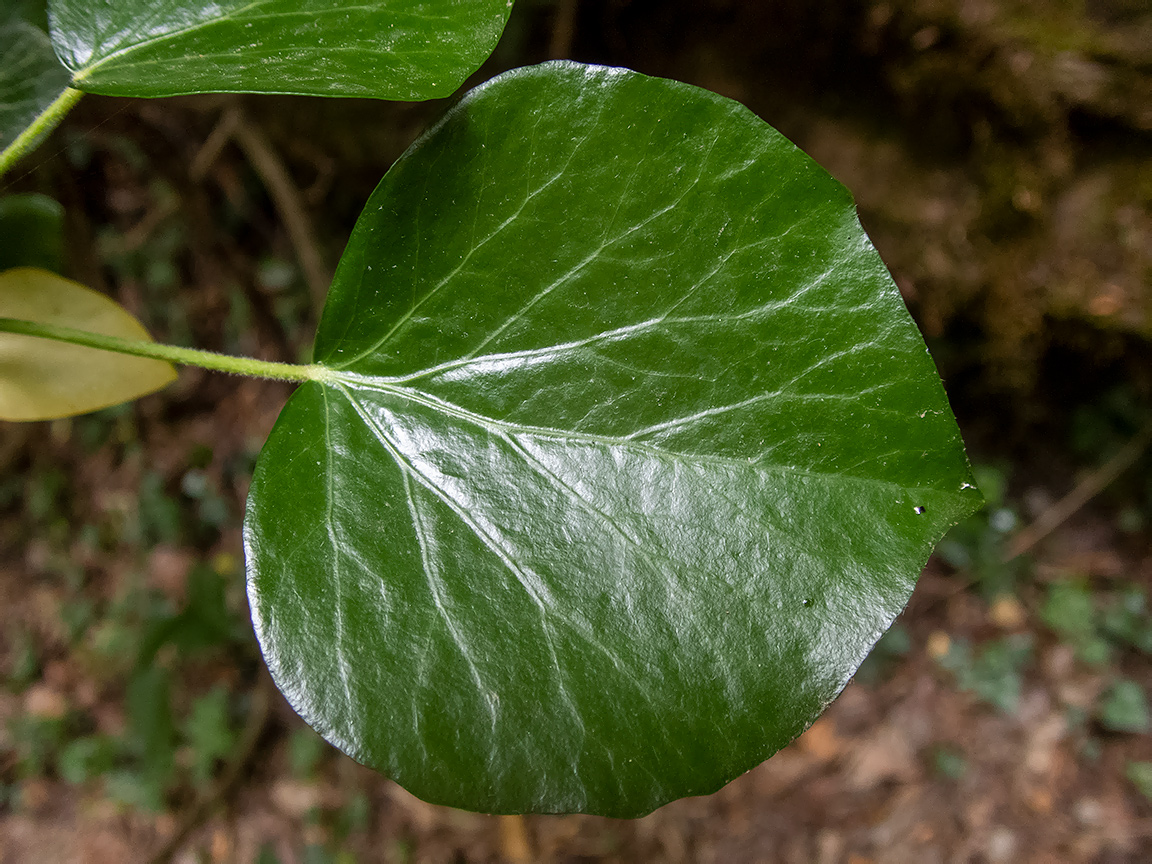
[1042,580,1095,642]
[936,447,1152,783]
[10,714,68,778]
[335,791,372,841]
[936,464,1023,598]
[60,596,94,644]
[57,734,117,784]
[6,626,40,688]
[2,542,253,812]
[85,578,170,680]
[1100,586,1152,653]
[0,472,20,510]
[183,687,236,784]
[138,565,247,664]
[931,744,968,780]
[95,182,193,344]
[1042,580,1112,665]
[137,471,183,546]
[120,665,176,809]
[289,725,329,779]
[25,465,67,526]
[938,633,1034,714]
[1127,761,1152,801]
[1099,679,1150,734]
[180,467,232,533]
[302,846,337,864]
[1043,579,1152,667]
[74,403,134,453]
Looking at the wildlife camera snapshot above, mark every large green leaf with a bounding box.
[49,0,515,100]
[0,16,69,156]
[245,61,982,816]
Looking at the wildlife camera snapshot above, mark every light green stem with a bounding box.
[0,317,334,383]
[0,87,85,178]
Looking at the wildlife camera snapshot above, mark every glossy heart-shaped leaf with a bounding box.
[245,62,982,816]
[0,267,176,420]
[50,0,514,100]
[0,15,69,160]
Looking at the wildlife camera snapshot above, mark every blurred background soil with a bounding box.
[2,1,1151,862]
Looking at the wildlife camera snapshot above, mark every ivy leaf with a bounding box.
[0,267,176,420]
[0,16,69,155]
[245,62,982,816]
[49,0,515,100]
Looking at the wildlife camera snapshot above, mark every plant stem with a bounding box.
[0,87,84,178]
[0,317,333,383]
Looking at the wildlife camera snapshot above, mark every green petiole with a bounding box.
[0,87,85,178]
[0,316,335,383]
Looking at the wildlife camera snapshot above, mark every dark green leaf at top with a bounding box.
[245,61,982,817]
[49,0,515,100]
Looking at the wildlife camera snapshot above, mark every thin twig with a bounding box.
[189,106,242,182]
[231,112,332,315]
[192,106,331,315]
[549,0,579,59]
[1005,416,1152,561]
[146,674,275,864]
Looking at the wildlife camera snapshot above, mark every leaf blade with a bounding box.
[50,0,514,100]
[0,267,176,420]
[247,62,982,816]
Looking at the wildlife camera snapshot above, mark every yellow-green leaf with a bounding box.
[0,267,176,420]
